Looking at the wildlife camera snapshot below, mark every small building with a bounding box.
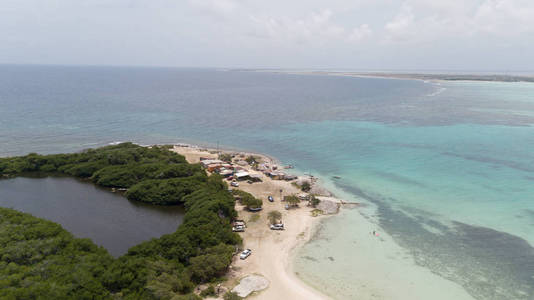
[269,171,286,180]
[200,159,224,168]
[235,171,250,180]
[219,169,234,177]
[284,174,297,181]
[207,164,223,172]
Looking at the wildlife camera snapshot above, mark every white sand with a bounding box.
[231,275,270,297]
[173,145,329,299]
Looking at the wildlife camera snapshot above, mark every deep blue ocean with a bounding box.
[1,65,533,299]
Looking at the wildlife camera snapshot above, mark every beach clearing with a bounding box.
[173,145,330,300]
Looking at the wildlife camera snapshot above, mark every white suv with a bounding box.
[240,249,252,260]
[270,223,285,230]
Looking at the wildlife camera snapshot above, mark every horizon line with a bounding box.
[1,63,533,75]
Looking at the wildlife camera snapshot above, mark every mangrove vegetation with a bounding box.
[0,143,241,299]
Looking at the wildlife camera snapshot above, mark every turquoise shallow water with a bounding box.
[274,121,534,299]
[1,65,534,299]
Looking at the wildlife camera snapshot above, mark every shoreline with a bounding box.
[172,144,338,299]
[173,143,476,300]
[244,69,534,83]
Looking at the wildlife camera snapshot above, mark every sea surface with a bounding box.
[1,65,533,299]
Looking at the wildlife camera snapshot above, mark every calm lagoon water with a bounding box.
[0,176,184,256]
[1,65,533,299]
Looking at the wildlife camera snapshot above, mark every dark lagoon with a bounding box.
[0,176,185,256]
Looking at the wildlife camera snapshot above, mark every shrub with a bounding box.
[285,195,300,207]
[224,291,242,300]
[300,181,311,192]
[267,210,282,224]
[244,156,257,166]
[218,153,233,162]
[200,285,216,297]
[310,195,320,207]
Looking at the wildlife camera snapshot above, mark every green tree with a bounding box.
[267,210,282,224]
[310,195,320,207]
[244,156,257,166]
[300,181,311,192]
[199,285,216,297]
[243,197,263,210]
[218,153,233,162]
[285,195,300,207]
[234,190,263,210]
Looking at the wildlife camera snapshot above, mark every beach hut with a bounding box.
[235,171,250,180]
[219,169,233,177]
[200,159,223,168]
[270,172,286,180]
[284,174,297,181]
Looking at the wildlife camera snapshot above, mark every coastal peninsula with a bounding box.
[0,142,340,299]
[248,69,534,83]
[172,145,341,299]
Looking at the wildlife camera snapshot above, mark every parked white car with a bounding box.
[240,249,252,260]
[231,181,239,187]
[232,225,245,232]
[270,223,285,230]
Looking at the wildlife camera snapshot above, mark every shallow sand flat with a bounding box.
[295,206,475,300]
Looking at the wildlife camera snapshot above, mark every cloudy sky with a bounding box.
[1,0,534,71]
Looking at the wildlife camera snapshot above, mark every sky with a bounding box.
[1,0,534,71]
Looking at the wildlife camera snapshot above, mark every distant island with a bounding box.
[330,72,534,83]
[239,69,534,83]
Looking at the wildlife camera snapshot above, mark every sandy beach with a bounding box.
[172,145,331,299]
[172,144,478,300]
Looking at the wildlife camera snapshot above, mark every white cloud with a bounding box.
[382,0,534,43]
[247,9,371,45]
[188,0,238,17]
[472,0,534,35]
[384,5,415,42]
[1,0,534,69]
[348,24,372,42]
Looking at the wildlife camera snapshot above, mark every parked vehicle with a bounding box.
[233,220,246,227]
[240,249,252,260]
[248,206,262,212]
[270,223,285,230]
[268,196,274,202]
[232,225,245,232]
[231,181,239,187]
